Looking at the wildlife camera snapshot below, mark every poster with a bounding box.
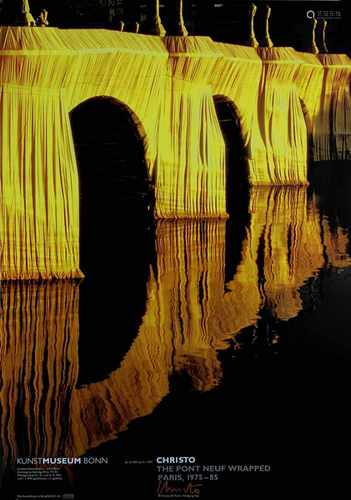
[0,1,350,498]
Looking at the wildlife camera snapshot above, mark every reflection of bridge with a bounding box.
[1,187,350,462]
[1,27,351,279]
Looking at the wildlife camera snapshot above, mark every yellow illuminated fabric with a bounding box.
[0,28,168,279]
[1,28,351,278]
[255,48,309,185]
[314,54,351,161]
[210,43,266,183]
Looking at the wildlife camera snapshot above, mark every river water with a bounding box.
[1,163,350,498]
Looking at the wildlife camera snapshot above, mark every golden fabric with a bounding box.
[314,54,351,161]
[210,45,312,185]
[156,37,226,217]
[1,28,350,278]
[1,87,82,279]
[0,28,168,279]
[254,48,309,185]
[210,43,266,184]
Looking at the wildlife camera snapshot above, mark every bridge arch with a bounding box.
[69,96,155,274]
[69,95,150,181]
[213,95,250,284]
[213,95,248,214]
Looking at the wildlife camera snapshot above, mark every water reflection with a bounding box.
[0,282,80,465]
[248,187,324,321]
[1,179,351,471]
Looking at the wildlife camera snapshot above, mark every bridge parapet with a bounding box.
[163,35,221,82]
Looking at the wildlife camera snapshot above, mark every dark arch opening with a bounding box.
[70,96,154,272]
[70,96,155,385]
[213,95,250,283]
[213,95,248,214]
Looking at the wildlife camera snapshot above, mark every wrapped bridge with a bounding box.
[0,27,350,279]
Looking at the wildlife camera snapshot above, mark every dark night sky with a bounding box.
[0,1,349,53]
